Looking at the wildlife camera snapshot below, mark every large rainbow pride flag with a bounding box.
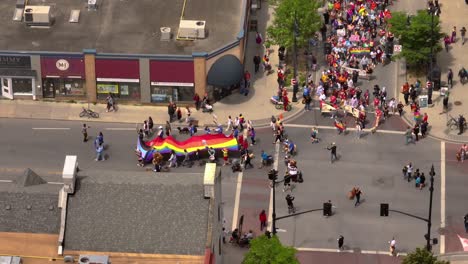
[137,134,239,162]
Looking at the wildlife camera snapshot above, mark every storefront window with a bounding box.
[12,78,32,94]
[150,86,194,103]
[97,82,140,100]
[42,78,85,97]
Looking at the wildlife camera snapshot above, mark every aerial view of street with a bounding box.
[0,0,467,264]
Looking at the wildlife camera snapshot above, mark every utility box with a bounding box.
[62,155,77,194]
[78,255,109,264]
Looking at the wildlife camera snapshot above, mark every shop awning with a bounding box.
[0,68,36,77]
[207,55,243,87]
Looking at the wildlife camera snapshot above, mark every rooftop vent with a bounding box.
[179,20,206,39]
[16,168,46,187]
[160,27,171,41]
[69,10,80,23]
[24,5,52,27]
[79,255,109,264]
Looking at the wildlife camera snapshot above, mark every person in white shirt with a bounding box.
[389,238,396,256]
[226,116,233,131]
[388,98,396,115]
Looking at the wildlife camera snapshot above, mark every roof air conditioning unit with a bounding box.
[24,6,51,26]
[160,27,171,41]
[0,256,22,264]
[179,20,206,39]
[79,255,109,264]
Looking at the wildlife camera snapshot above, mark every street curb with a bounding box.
[0,103,305,129]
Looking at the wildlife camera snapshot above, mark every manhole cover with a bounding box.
[454,101,462,106]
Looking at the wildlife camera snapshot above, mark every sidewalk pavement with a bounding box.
[0,26,304,127]
[397,0,468,144]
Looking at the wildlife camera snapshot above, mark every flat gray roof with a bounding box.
[64,172,209,255]
[0,0,242,55]
[0,182,61,234]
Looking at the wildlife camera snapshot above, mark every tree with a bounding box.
[388,10,443,68]
[402,248,450,264]
[242,235,299,264]
[266,0,322,50]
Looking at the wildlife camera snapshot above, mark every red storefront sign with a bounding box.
[150,60,194,85]
[40,57,85,78]
[95,59,140,82]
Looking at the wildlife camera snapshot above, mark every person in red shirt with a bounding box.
[244,71,251,88]
[259,210,267,231]
[283,94,290,111]
[423,113,428,123]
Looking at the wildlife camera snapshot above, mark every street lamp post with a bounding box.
[426,164,436,251]
[292,11,299,102]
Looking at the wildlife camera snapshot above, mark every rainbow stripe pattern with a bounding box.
[137,134,239,162]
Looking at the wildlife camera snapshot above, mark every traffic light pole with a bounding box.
[270,170,322,235]
[382,165,436,251]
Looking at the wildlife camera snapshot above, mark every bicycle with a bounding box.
[447,115,467,130]
[79,107,99,118]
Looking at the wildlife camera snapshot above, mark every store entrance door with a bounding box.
[42,79,55,98]
[1,78,13,99]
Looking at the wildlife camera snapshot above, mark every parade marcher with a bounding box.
[310,127,319,143]
[95,142,104,161]
[420,121,428,138]
[168,150,178,168]
[94,132,104,148]
[243,151,254,169]
[249,127,256,145]
[397,101,404,116]
[327,142,338,164]
[152,151,163,172]
[286,194,295,214]
[413,124,420,142]
[136,149,144,167]
[181,149,191,167]
[222,147,230,166]
[82,123,90,142]
[354,187,363,206]
[168,102,175,122]
[405,126,413,145]
[464,214,468,233]
[337,235,344,250]
[355,120,362,139]
[389,238,396,256]
[273,128,282,144]
[406,162,413,182]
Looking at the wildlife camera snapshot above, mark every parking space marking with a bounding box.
[32,128,70,130]
[440,141,446,254]
[105,128,136,131]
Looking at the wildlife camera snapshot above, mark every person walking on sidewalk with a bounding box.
[354,187,363,206]
[327,142,338,163]
[448,69,454,88]
[337,235,344,250]
[461,27,467,45]
[259,210,267,231]
[458,115,467,135]
[168,102,175,122]
[82,123,90,142]
[253,54,261,73]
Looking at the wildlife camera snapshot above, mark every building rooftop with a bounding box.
[64,172,210,255]
[0,0,242,55]
[0,179,61,234]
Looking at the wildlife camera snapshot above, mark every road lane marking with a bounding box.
[32,128,70,130]
[105,128,136,131]
[267,141,280,232]
[285,124,405,135]
[47,182,63,185]
[231,170,244,231]
[296,247,407,256]
[440,141,446,254]
[0,180,13,183]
